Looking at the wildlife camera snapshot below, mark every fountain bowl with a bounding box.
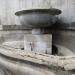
[15,9,61,27]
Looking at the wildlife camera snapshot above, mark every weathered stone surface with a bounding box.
[0,45,75,75]
[24,34,52,54]
[2,34,52,54]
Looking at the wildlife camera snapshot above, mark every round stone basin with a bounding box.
[15,9,61,27]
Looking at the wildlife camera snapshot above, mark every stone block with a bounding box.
[24,34,52,54]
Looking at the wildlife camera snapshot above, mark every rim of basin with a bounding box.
[15,8,62,16]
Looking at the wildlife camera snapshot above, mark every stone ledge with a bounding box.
[0,45,75,71]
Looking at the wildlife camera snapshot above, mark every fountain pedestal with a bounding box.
[24,33,52,54]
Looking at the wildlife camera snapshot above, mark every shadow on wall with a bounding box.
[52,18,75,54]
[54,44,75,56]
[51,16,75,30]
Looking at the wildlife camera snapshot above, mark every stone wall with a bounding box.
[0,0,75,25]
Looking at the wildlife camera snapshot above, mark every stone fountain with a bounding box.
[0,8,75,75]
[15,8,61,54]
